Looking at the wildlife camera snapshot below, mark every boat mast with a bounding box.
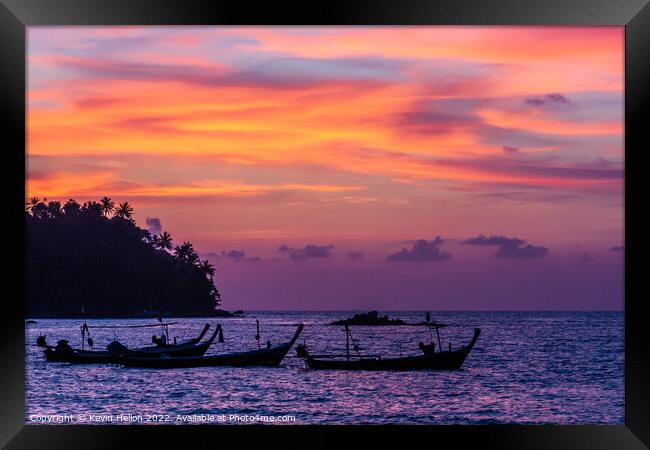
[157,313,169,344]
[80,321,91,350]
[81,305,86,350]
[345,321,350,360]
[81,322,85,350]
[425,311,433,343]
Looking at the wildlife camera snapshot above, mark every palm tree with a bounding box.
[199,259,216,278]
[30,198,48,219]
[187,252,199,266]
[82,201,103,217]
[142,230,153,243]
[100,197,115,217]
[26,197,40,211]
[182,242,199,265]
[115,201,134,219]
[173,244,188,262]
[47,201,62,218]
[154,231,173,252]
[62,199,81,216]
[173,241,196,264]
[210,286,221,305]
[27,194,224,315]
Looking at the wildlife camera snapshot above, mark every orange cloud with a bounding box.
[26,26,624,245]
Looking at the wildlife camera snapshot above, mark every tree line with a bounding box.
[26,197,221,317]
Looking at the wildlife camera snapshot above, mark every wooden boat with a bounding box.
[296,322,480,371]
[121,324,304,369]
[42,323,219,364]
[130,323,214,355]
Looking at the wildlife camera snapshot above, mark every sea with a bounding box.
[25,311,624,425]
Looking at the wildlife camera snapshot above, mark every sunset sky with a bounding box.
[27,27,624,310]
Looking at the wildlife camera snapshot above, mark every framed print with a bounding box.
[1,0,648,448]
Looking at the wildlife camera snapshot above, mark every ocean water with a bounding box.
[25,311,624,425]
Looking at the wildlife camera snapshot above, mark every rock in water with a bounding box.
[212,309,245,317]
[329,311,408,326]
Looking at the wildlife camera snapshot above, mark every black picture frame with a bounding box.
[1,0,648,448]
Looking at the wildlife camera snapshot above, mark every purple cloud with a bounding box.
[476,124,568,149]
[436,156,622,181]
[225,250,246,259]
[397,96,566,148]
[278,244,334,261]
[386,237,451,262]
[463,234,548,259]
[145,217,162,235]
[237,56,405,85]
[59,55,404,90]
[201,249,250,260]
[349,251,364,260]
[495,242,549,259]
[462,234,525,247]
[609,245,624,252]
[524,93,570,106]
[398,98,482,135]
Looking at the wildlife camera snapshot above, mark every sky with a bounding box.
[26,26,624,310]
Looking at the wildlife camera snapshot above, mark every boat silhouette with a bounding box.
[296,321,480,371]
[41,323,219,364]
[121,324,304,368]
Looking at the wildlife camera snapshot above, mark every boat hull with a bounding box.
[43,348,120,364]
[42,324,219,364]
[301,328,480,371]
[122,345,290,368]
[121,324,304,369]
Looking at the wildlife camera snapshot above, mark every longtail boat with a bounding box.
[296,320,480,371]
[121,323,304,368]
[41,323,220,364]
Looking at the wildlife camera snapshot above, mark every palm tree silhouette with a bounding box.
[199,259,216,278]
[26,197,40,211]
[63,199,81,216]
[27,195,224,316]
[100,197,115,217]
[115,201,134,219]
[173,241,197,264]
[154,231,173,252]
[47,201,62,218]
[30,198,49,219]
[82,201,103,217]
[184,242,199,265]
[173,244,188,262]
